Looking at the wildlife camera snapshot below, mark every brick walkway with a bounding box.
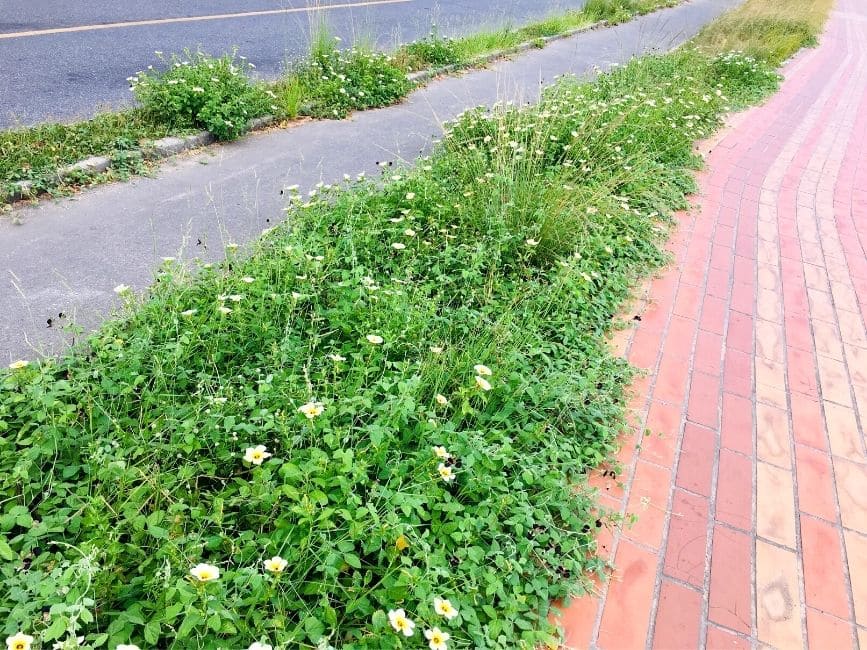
[558,1,867,648]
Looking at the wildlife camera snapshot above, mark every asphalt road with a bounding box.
[0,0,742,361]
[0,0,589,128]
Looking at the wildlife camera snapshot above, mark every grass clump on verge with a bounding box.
[0,112,175,200]
[132,50,274,140]
[0,45,782,649]
[692,0,833,65]
[583,0,678,25]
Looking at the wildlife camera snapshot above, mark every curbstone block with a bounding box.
[59,155,111,178]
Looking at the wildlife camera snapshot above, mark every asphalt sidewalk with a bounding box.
[0,0,739,361]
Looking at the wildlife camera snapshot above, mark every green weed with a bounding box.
[1,49,782,649]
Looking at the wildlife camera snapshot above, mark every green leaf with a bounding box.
[144,620,161,644]
[0,536,16,561]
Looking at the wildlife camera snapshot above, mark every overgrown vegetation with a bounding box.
[0,46,782,649]
[2,0,684,202]
[692,0,833,65]
[132,51,273,140]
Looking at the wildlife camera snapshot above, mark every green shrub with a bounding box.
[0,50,780,649]
[132,51,273,140]
[293,45,412,119]
[399,32,465,71]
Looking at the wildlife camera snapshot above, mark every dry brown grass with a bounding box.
[692,0,835,65]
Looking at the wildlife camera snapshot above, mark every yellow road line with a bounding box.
[0,0,413,40]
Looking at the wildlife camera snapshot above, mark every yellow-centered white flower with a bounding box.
[433,597,459,620]
[298,401,324,419]
[5,634,34,650]
[424,627,450,650]
[190,563,220,582]
[366,334,384,344]
[263,556,288,573]
[438,463,455,482]
[473,364,492,376]
[433,446,451,459]
[8,360,28,370]
[388,609,416,636]
[243,445,272,465]
[474,376,492,391]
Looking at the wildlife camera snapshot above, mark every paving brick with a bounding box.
[756,540,804,648]
[806,608,856,650]
[597,540,658,649]
[652,580,702,650]
[708,525,753,633]
[687,371,722,428]
[791,397,827,450]
[663,489,709,586]
[756,461,797,548]
[676,423,716,497]
[706,625,751,649]
[716,449,752,530]
[756,403,792,468]
[795,444,839,521]
[825,402,866,461]
[843,530,867,628]
[834,458,867,534]
[801,515,850,618]
[623,460,672,550]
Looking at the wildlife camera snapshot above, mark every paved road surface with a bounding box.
[0,0,589,128]
[0,0,740,361]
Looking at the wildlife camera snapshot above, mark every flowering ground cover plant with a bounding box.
[0,48,780,649]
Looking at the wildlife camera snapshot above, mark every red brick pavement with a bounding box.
[558,1,867,647]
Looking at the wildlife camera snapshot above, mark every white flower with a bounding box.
[298,401,324,419]
[437,463,455,482]
[8,360,28,370]
[192,86,205,93]
[241,276,255,283]
[474,375,492,391]
[243,445,272,465]
[181,309,198,317]
[435,394,449,406]
[248,644,272,650]
[226,243,239,251]
[218,306,233,315]
[430,346,444,354]
[328,353,347,362]
[6,635,34,650]
[53,639,84,650]
[405,192,416,200]
[263,556,288,573]
[391,242,406,250]
[404,228,416,237]
[424,627,451,650]
[114,284,131,295]
[388,609,416,636]
[366,334,384,344]
[525,238,539,247]
[433,597,459,620]
[473,364,492,376]
[117,645,141,650]
[433,446,451,459]
[189,563,220,582]
[227,294,243,302]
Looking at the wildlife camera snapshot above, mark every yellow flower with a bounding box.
[388,609,416,637]
[474,375,492,391]
[424,627,450,650]
[366,334,384,344]
[263,556,288,573]
[298,401,325,419]
[243,445,272,465]
[473,364,492,376]
[8,360,28,370]
[435,394,449,406]
[433,597,459,620]
[5,634,34,650]
[433,446,451,459]
[437,463,455,483]
[190,563,220,582]
[395,534,410,552]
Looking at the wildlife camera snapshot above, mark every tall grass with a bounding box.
[692,0,834,65]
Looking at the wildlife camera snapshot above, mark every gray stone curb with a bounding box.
[1,18,613,206]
